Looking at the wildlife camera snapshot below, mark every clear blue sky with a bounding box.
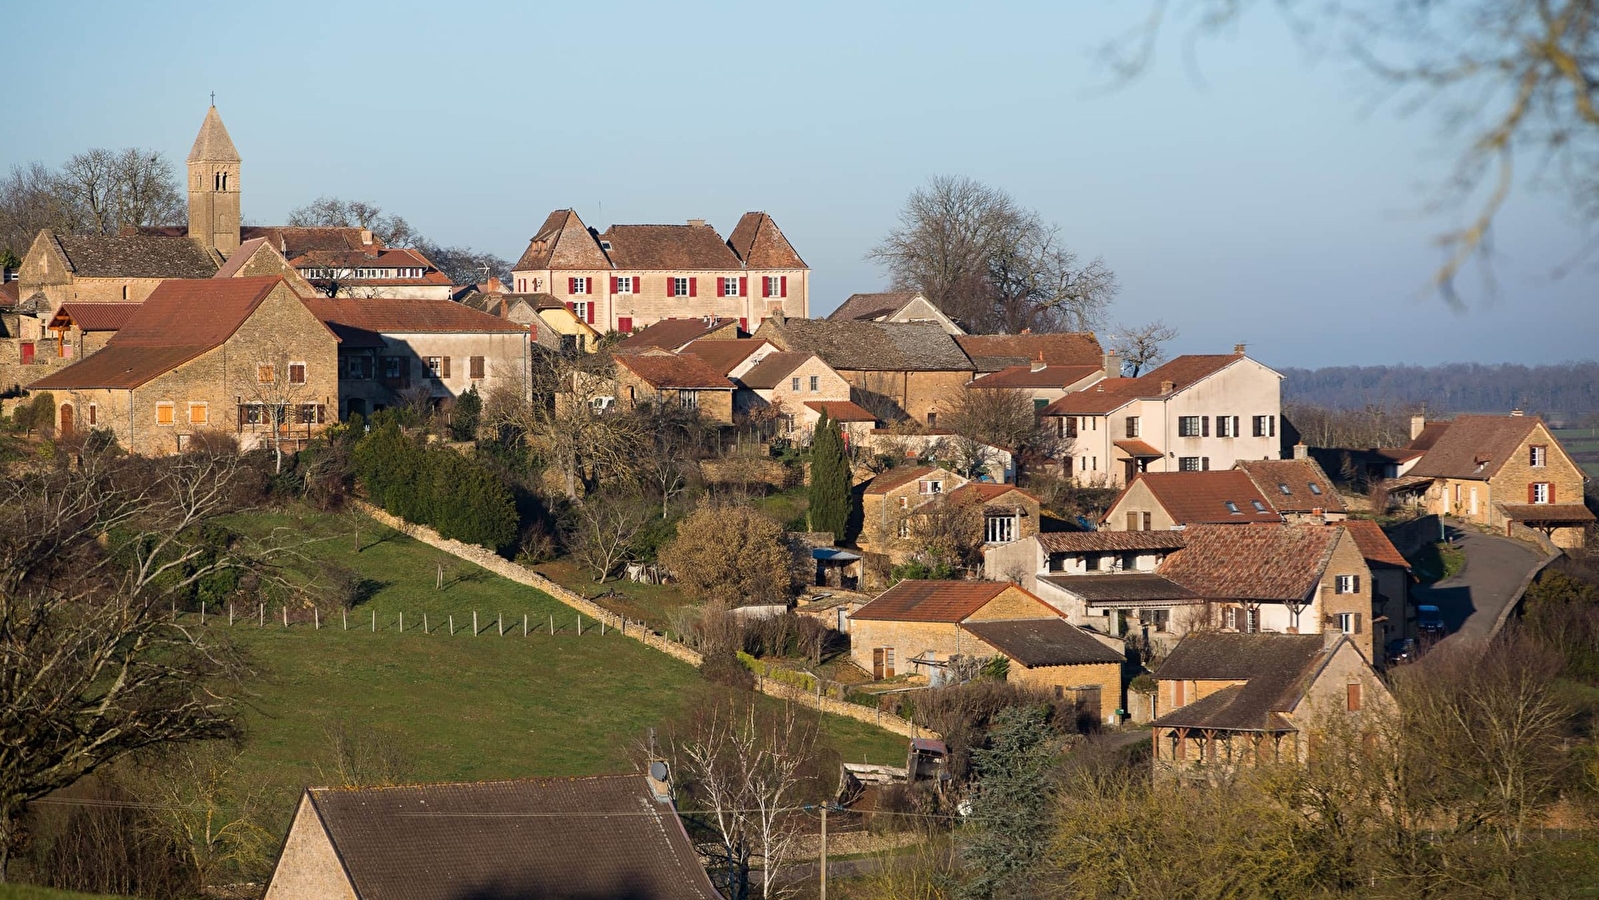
[5,0,1594,369]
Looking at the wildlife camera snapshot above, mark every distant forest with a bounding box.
[1281,362,1599,425]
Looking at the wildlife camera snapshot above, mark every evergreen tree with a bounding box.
[807,412,849,540]
[960,705,1060,899]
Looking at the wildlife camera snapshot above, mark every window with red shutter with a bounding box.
[610,277,618,293]
[689,277,697,297]
[586,303,595,325]
[715,278,724,297]
[739,317,748,331]
[568,277,576,292]
[780,275,788,297]
[739,277,747,296]
[761,278,770,298]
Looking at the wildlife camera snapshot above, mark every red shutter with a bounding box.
[715,278,724,297]
[667,276,675,293]
[739,277,747,296]
[566,301,575,314]
[610,276,618,293]
[617,316,632,333]
[761,277,770,298]
[689,277,697,297]
[1529,483,1536,503]
[781,275,788,297]
[739,317,748,331]
[586,303,595,325]
[567,277,576,292]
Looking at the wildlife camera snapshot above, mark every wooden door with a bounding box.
[872,648,895,679]
[59,403,73,437]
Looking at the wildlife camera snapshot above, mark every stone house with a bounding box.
[41,302,139,363]
[753,317,975,425]
[857,465,972,562]
[215,238,320,296]
[611,351,736,425]
[856,429,1016,483]
[1387,412,1592,548]
[967,361,1105,412]
[828,291,965,334]
[510,209,807,333]
[1345,519,1414,645]
[28,276,338,455]
[733,350,863,441]
[1233,457,1347,521]
[302,298,531,419]
[290,246,453,300]
[463,289,602,354]
[960,618,1127,725]
[1102,470,1283,531]
[1150,633,1394,779]
[263,775,721,900]
[1042,347,1283,486]
[857,466,1040,582]
[1158,524,1378,661]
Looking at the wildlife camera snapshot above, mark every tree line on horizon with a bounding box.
[1282,361,1599,424]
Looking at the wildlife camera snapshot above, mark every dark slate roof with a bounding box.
[726,212,806,268]
[828,291,924,322]
[1406,414,1543,480]
[1037,532,1188,553]
[954,333,1103,372]
[1157,523,1341,603]
[1039,574,1200,604]
[1152,633,1333,731]
[961,618,1125,666]
[737,351,813,389]
[757,319,971,371]
[54,233,219,279]
[302,776,721,900]
[1235,459,1346,514]
[852,580,1036,623]
[1123,471,1283,525]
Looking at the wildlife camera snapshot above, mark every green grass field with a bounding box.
[0,885,136,900]
[207,508,904,826]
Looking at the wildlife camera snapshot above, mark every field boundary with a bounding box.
[351,501,935,740]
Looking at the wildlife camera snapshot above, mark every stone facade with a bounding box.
[611,366,735,426]
[1421,420,1587,548]
[1004,659,1124,721]
[847,585,1059,678]
[334,331,529,419]
[849,368,975,427]
[263,795,358,900]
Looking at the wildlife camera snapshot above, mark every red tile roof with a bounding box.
[1042,353,1263,416]
[0,282,18,308]
[600,224,743,270]
[726,212,806,268]
[1235,459,1346,514]
[1499,504,1597,525]
[739,352,815,389]
[1406,414,1545,480]
[852,580,1052,623]
[680,338,771,376]
[512,209,611,272]
[1037,531,1188,553]
[303,298,528,342]
[615,353,735,390]
[804,400,880,422]
[1125,471,1283,525]
[948,482,1036,505]
[1041,377,1144,415]
[30,277,283,390]
[1114,439,1163,458]
[1343,520,1409,568]
[1158,524,1342,602]
[51,302,142,332]
[970,364,1102,389]
[955,333,1104,371]
[615,318,742,353]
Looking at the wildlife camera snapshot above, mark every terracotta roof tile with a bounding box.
[1157,523,1341,602]
[1114,439,1164,458]
[600,224,743,270]
[1343,519,1409,568]
[970,364,1101,389]
[679,338,772,376]
[52,302,142,332]
[214,237,270,278]
[0,282,18,308]
[851,580,1048,623]
[616,317,742,353]
[302,298,529,337]
[961,618,1124,666]
[1040,377,1144,415]
[615,353,735,390]
[1037,531,1187,553]
[1127,471,1283,525]
[1499,504,1597,524]
[862,465,957,496]
[512,209,610,272]
[738,351,815,389]
[948,482,1036,505]
[1235,458,1346,514]
[1039,573,1200,604]
[1406,414,1542,480]
[803,400,880,422]
[726,212,806,268]
[1152,633,1333,731]
[955,333,1103,372]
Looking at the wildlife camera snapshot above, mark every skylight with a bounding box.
[1278,483,1293,495]
[1225,501,1240,514]
[1309,483,1323,495]
[1252,500,1268,512]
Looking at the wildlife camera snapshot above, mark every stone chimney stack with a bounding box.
[1410,414,1426,440]
[1160,380,1176,395]
[1294,442,1308,460]
[1103,349,1121,376]
[687,218,707,228]
[1234,343,1247,355]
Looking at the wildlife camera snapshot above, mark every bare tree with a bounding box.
[501,352,645,501]
[634,402,711,519]
[868,175,1118,333]
[673,697,822,900]
[0,163,75,260]
[131,745,275,889]
[562,491,649,582]
[0,452,275,880]
[316,717,413,788]
[235,344,322,473]
[0,150,181,259]
[1110,320,1180,376]
[1107,1,1599,306]
[287,196,421,248]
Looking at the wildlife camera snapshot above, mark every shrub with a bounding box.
[700,647,756,690]
[659,501,791,605]
[449,386,482,442]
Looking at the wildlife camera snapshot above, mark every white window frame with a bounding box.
[1338,612,1356,634]
[722,276,740,296]
[572,300,592,323]
[679,390,699,410]
[1178,416,1201,437]
[1217,415,1237,438]
[764,275,782,296]
[616,276,634,294]
[1530,445,1546,468]
[672,277,690,297]
[1335,574,1359,594]
[1532,482,1551,504]
[918,480,944,494]
[1179,456,1202,471]
[985,514,1016,544]
[425,356,443,377]
[571,277,590,295]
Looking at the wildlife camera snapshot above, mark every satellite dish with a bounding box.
[649,761,669,781]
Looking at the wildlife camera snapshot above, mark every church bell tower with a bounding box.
[187,103,241,258]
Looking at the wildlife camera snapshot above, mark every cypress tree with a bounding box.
[808,412,850,540]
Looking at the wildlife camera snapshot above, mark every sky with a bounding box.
[5,0,1595,370]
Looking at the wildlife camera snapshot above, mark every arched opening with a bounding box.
[59,403,75,437]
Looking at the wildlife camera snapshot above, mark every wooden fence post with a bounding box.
[424,613,429,635]
[550,614,555,636]
[372,609,376,632]
[314,607,319,630]
[449,614,454,635]
[498,613,503,636]
[473,611,478,635]
[200,603,205,626]
[282,606,288,628]
[523,614,528,637]
[399,612,404,633]
[343,609,347,631]
[259,603,264,627]
[577,614,582,636]
[229,603,234,627]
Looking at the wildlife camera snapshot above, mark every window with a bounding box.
[1084,554,1102,571]
[188,402,208,425]
[425,356,443,377]
[1530,445,1547,467]
[1337,612,1358,634]
[1217,416,1239,437]
[918,480,944,495]
[791,377,801,391]
[1308,482,1323,496]
[289,362,306,385]
[256,364,275,384]
[1178,415,1201,437]
[1126,511,1139,530]
[1278,482,1293,496]
[1225,500,1240,515]
[1531,482,1552,504]
[1346,683,1363,712]
[672,277,690,297]
[1252,415,1271,437]
[1335,574,1361,594]
[568,277,590,295]
[1251,499,1268,513]
[985,515,1016,543]
[87,404,96,426]
[679,390,699,410]
[721,276,740,297]
[897,518,911,538]
[469,356,485,379]
[242,404,264,426]
[615,276,634,294]
[384,357,403,379]
[809,375,819,392]
[1145,609,1170,632]
[926,411,937,428]
[297,404,325,425]
[1125,416,1140,438]
[763,275,786,298]
[155,402,175,426]
[1142,511,1152,530]
[1179,456,1202,471]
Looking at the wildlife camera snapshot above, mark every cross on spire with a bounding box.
[210,91,216,107]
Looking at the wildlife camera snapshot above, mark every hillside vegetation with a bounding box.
[1282,361,1599,422]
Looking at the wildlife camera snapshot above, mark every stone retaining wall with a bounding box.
[352,501,933,739]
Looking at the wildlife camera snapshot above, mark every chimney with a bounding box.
[687,218,706,228]
[645,761,673,803]
[1233,343,1247,355]
[1160,380,1175,395]
[1103,349,1120,376]
[1510,407,1525,417]
[1031,351,1046,373]
[1324,629,1344,650]
[1294,442,1308,460]
[1410,414,1426,440]
[772,307,787,325]
[360,229,373,246]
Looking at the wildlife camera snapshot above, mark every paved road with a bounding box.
[1412,520,1546,649]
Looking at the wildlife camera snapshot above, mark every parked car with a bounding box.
[1417,604,1446,638]
[1385,637,1418,666]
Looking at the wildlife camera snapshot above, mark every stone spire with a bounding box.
[187,105,241,257]
[188,104,240,163]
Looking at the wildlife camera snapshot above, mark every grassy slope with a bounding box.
[221,509,903,814]
[0,887,139,900]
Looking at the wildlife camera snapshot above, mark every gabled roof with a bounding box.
[961,618,1124,667]
[1152,633,1335,732]
[1040,377,1144,415]
[948,482,1037,509]
[297,776,721,900]
[214,237,271,278]
[726,212,806,268]
[680,338,772,376]
[737,351,814,389]
[616,317,742,354]
[30,277,284,390]
[1123,471,1282,525]
[804,400,880,422]
[969,364,1101,389]
[1037,531,1187,553]
[1406,414,1545,480]
[50,302,142,332]
[1343,519,1409,569]
[51,232,219,280]
[615,352,735,390]
[240,226,387,258]
[1235,458,1346,514]
[862,465,963,496]
[513,209,611,271]
[852,580,1048,623]
[1157,523,1341,603]
[1039,573,1200,604]
[303,298,528,340]
[954,333,1103,372]
[600,224,743,270]
[756,319,971,371]
[828,291,925,322]
[188,105,240,162]
[1041,351,1274,416]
